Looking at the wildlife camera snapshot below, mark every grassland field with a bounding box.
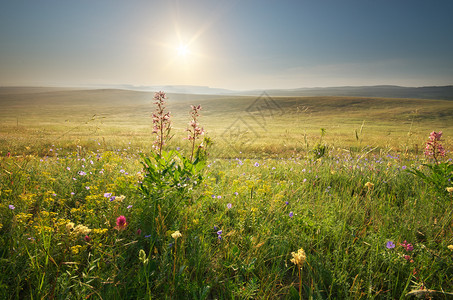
[1,87,452,158]
[0,87,452,299]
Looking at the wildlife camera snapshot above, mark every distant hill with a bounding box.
[117,84,453,100]
[241,85,453,100]
[2,84,453,100]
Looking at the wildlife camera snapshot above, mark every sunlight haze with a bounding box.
[1,0,452,90]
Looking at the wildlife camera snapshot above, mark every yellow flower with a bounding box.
[290,248,306,268]
[364,182,374,189]
[446,187,453,193]
[71,245,82,255]
[72,224,91,235]
[448,245,453,251]
[171,230,182,239]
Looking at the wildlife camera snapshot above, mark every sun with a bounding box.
[177,44,190,57]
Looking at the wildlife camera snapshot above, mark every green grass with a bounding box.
[0,88,452,299]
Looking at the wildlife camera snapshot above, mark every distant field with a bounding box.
[1,87,452,157]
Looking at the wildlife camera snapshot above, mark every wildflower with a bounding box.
[104,192,112,198]
[66,222,75,231]
[115,215,127,230]
[73,224,91,235]
[144,234,152,238]
[84,235,91,242]
[400,240,414,252]
[136,229,142,235]
[139,249,149,265]
[216,229,222,240]
[364,182,374,189]
[227,203,232,209]
[127,205,133,209]
[446,187,453,193]
[71,245,82,255]
[171,230,182,239]
[403,255,414,263]
[424,131,445,163]
[386,241,395,249]
[9,205,15,210]
[447,245,453,251]
[289,211,294,218]
[152,91,171,156]
[290,248,307,268]
[254,162,260,167]
[285,201,289,205]
[116,195,125,202]
[186,104,205,160]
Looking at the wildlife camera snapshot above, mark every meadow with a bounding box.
[0,88,452,299]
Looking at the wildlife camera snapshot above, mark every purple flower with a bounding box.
[217,230,222,235]
[289,211,294,218]
[234,192,238,196]
[227,203,232,209]
[285,201,289,205]
[127,205,133,209]
[85,186,90,190]
[104,193,112,198]
[9,205,15,210]
[386,241,395,249]
[254,162,260,167]
[78,171,86,176]
[70,192,75,195]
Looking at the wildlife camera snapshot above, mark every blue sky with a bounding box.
[1,0,453,90]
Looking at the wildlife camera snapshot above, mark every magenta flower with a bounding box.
[115,215,128,230]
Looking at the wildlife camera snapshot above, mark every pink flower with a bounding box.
[115,215,128,230]
[400,240,414,252]
[424,131,445,163]
[84,235,91,242]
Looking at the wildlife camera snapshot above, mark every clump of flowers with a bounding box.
[171,230,182,240]
[424,131,445,164]
[73,224,91,236]
[290,247,307,299]
[152,91,172,156]
[290,247,307,268]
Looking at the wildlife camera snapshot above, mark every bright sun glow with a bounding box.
[177,44,190,57]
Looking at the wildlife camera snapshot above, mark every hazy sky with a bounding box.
[1,0,453,90]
